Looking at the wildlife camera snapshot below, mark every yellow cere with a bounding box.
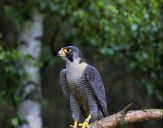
[63,48,68,53]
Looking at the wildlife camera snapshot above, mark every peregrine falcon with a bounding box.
[57,46,108,128]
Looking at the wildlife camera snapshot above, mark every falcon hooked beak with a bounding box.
[57,48,68,57]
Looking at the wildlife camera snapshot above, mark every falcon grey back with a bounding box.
[57,46,108,128]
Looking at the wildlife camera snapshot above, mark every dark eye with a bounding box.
[67,48,71,52]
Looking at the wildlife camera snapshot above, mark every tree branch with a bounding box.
[90,105,163,128]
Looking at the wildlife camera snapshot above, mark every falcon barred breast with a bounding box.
[57,46,108,128]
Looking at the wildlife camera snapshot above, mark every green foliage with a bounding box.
[0,47,24,105]
[2,0,162,102]
[40,0,162,101]
[10,117,19,127]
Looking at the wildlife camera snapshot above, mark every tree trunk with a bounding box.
[17,11,43,128]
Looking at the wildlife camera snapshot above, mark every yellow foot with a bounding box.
[70,125,78,128]
[79,115,91,128]
[79,120,89,128]
[70,120,78,128]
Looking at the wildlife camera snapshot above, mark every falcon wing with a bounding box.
[85,65,108,116]
[59,69,70,100]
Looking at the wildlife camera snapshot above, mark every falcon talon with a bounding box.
[79,121,90,128]
[70,125,77,128]
[70,120,78,128]
[78,115,91,128]
[58,46,108,128]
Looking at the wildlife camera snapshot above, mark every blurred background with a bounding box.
[0,0,162,128]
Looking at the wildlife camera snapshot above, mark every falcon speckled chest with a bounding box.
[66,63,91,103]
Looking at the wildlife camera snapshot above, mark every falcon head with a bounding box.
[57,46,86,64]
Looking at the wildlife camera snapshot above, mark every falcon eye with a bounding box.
[67,48,71,52]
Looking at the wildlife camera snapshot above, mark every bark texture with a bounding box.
[17,11,43,128]
[90,105,163,128]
